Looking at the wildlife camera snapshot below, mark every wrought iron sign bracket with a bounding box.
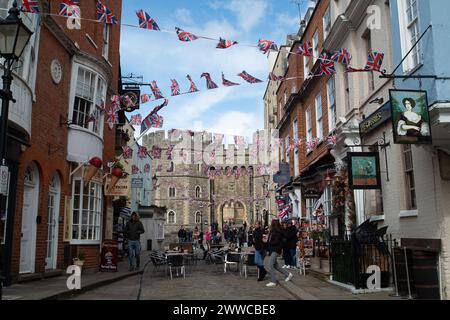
[345,132,391,182]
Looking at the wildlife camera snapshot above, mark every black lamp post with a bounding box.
[0,1,33,294]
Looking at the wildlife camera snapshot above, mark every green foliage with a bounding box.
[76,251,86,260]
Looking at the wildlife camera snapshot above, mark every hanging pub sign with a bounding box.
[389,89,432,144]
[348,152,381,189]
[120,86,140,112]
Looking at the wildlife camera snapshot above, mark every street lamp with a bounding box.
[0,0,33,297]
[151,174,158,189]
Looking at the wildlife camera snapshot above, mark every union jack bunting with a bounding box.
[364,52,385,72]
[122,146,133,159]
[150,81,164,100]
[96,1,117,24]
[132,165,140,174]
[136,9,160,30]
[327,135,337,146]
[257,39,277,54]
[59,1,80,17]
[111,95,121,110]
[268,72,285,81]
[214,133,224,145]
[156,164,162,172]
[106,108,118,124]
[237,71,262,83]
[140,94,151,104]
[234,136,245,146]
[295,42,313,57]
[319,54,336,76]
[170,79,181,96]
[85,113,96,124]
[21,0,40,13]
[149,114,164,128]
[186,75,199,93]
[166,145,174,160]
[149,99,169,117]
[141,112,163,134]
[175,27,198,42]
[221,73,239,87]
[151,145,162,159]
[331,48,352,65]
[216,38,238,49]
[138,146,148,159]
[130,114,142,126]
[144,164,151,173]
[201,73,218,89]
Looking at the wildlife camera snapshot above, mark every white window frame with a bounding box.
[323,6,331,40]
[102,23,110,60]
[70,178,102,244]
[402,144,417,210]
[327,78,336,132]
[285,136,290,163]
[315,94,323,141]
[398,0,421,72]
[167,210,176,224]
[312,31,319,65]
[306,108,313,150]
[306,198,315,221]
[293,119,299,177]
[70,64,106,137]
[304,55,310,78]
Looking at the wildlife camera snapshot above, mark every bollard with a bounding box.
[403,247,414,300]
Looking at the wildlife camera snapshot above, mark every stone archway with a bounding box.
[217,200,247,231]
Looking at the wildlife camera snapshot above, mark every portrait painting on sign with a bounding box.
[390,89,432,144]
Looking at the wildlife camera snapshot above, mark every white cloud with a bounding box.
[175,8,194,26]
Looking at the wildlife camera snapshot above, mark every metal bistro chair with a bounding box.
[149,251,168,275]
[167,254,185,280]
[243,253,258,278]
[224,252,242,274]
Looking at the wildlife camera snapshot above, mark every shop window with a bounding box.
[71,179,102,242]
[306,198,316,220]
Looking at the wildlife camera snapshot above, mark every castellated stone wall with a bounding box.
[143,130,276,244]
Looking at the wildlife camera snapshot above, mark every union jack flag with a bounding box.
[346,66,367,73]
[140,94,151,104]
[96,1,117,24]
[137,146,148,159]
[319,54,336,76]
[221,73,239,87]
[59,1,80,17]
[122,146,133,159]
[216,38,238,49]
[201,73,218,89]
[149,99,169,117]
[214,133,224,145]
[144,164,150,173]
[237,71,262,83]
[327,135,337,146]
[257,39,277,54]
[175,27,198,42]
[149,114,164,128]
[170,79,180,96]
[295,42,313,57]
[150,81,164,100]
[136,9,160,30]
[21,0,40,13]
[85,113,96,125]
[234,136,245,146]
[331,48,352,65]
[156,164,162,172]
[130,114,142,126]
[151,145,162,159]
[111,95,120,110]
[186,75,199,92]
[268,72,285,81]
[365,52,384,72]
[106,108,118,124]
[132,165,140,174]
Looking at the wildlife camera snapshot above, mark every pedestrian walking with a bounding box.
[124,212,145,271]
[253,221,267,281]
[286,221,298,268]
[266,220,293,287]
[193,227,200,249]
[281,222,292,268]
[178,225,187,243]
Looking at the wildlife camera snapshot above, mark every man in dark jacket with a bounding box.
[125,212,145,271]
[266,220,293,287]
[285,221,298,268]
[253,221,267,281]
[178,225,187,243]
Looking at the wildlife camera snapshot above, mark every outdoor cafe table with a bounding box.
[226,251,254,276]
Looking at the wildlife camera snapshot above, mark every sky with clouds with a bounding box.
[120,0,312,141]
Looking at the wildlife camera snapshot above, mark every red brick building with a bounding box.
[276,0,336,224]
[1,0,122,285]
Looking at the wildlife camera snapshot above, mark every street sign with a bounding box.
[0,165,9,196]
[131,178,143,188]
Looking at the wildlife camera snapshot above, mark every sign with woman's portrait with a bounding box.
[348,152,381,189]
[390,89,432,144]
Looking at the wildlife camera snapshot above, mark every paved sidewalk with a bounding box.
[2,254,149,300]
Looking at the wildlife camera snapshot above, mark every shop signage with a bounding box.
[105,176,130,196]
[303,188,320,199]
[99,240,118,272]
[273,162,291,185]
[359,102,391,135]
[0,165,9,196]
[390,89,432,145]
[348,152,381,189]
[131,178,144,188]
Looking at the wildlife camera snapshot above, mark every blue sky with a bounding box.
[120,0,311,141]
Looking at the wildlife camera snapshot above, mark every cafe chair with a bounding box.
[167,254,185,280]
[243,253,258,278]
[224,252,241,274]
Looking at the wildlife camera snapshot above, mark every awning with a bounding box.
[120,207,131,218]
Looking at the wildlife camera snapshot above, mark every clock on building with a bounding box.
[50,59,62,84]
